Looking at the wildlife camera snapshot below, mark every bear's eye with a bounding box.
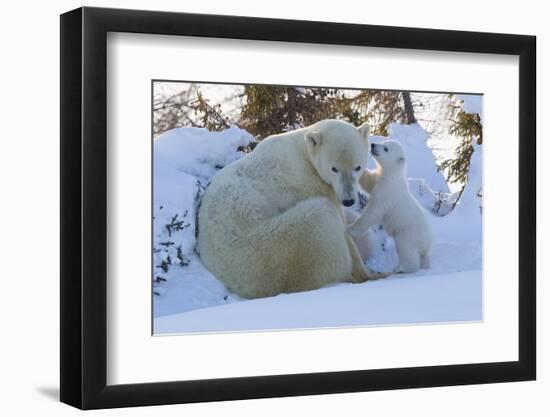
[354,166,361,172]
[384,146,388,152]
[331,167,339,173]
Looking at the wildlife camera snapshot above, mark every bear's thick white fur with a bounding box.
[197,119,385,299]
[350,140,432,273]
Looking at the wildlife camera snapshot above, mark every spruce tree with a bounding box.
[239,86,418,140]
[440,108,483,207]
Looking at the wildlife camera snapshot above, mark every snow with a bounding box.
[152,127,254,314]
[155,271,481,334]
[154,126,252,180]
[369,123,458,216]
[152,119,482,335]
[370,123,449,194]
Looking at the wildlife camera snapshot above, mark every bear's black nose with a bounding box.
[342,199,355,207]
[371,143,375,150]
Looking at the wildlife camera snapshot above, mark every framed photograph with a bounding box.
[60,6,536,409]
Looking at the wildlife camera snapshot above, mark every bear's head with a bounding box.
[370,140,406,174]
[305,120,370,207]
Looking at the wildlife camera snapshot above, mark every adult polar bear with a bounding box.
[197,119,384,299]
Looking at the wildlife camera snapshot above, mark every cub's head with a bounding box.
[370,140,406,172]
[305,120,370,207]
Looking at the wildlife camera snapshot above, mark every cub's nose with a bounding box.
[370,143,376,150]
[342,199,355,207]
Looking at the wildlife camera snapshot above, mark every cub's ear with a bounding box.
[357,122,370,142]
[305,130,322,149]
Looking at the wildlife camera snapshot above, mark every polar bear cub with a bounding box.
[349,140,431,273]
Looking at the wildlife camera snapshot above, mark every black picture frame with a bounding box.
[60,6,536,410]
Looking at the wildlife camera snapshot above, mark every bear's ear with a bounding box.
[397,156,405,164]
[305,130,322,149]
[357,122,370,142]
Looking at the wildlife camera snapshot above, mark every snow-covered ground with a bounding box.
[155,270,480,333]
[152,104,482,335]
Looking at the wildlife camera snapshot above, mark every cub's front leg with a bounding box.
[347,201,384,238]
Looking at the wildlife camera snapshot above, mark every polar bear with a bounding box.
[348,140,432,273]
[197,119,386,299]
